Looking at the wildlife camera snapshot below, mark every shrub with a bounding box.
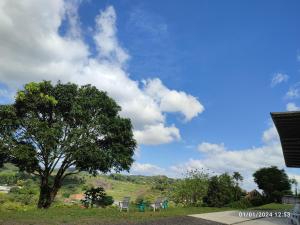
[81,186,114,208]
[249,196,265,206]
[102,195,114,206]
[135,195,144,205]
[0,172,17,185]
[9,182,38,205]
[227,198,252,209]
[0,201,23,210]
[0,193,9,204]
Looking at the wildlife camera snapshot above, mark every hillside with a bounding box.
[0,163,175,203]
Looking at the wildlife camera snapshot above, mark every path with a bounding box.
[189,210,288,225]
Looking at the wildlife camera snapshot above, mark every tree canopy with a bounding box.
[0,81,136,208]
[253,166,291,202]
[205,173,241,207]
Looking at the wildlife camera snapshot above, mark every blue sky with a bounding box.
[1,0,300,190]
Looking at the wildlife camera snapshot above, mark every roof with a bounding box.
[271,111,300,167]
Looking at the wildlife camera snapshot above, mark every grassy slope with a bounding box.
[58,174,163,202]
[106,179,159,201]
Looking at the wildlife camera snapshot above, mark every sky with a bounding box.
[0,0,300,190]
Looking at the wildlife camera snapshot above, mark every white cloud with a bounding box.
[286,83,300,99]
[271,73,288,87]
[170,124,286,190]
[0,1,204,145]
[143,78,204,121]
[197,142,226,154]
[262,124,280,144]
[286,102,300,111]
[130,162,165,176]
[133,123,180,145]
[93,6,129,64]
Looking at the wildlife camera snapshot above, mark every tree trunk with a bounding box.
[37,177,61,209]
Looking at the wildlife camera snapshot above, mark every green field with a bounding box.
[252,203,293,210]
[86,176,162,202]
[0,203,293,225]
[0,205,230,225]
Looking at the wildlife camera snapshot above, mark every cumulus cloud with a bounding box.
[133,123,180,145]
[143,78,204,121]
[171,123,285,190]
[286,102,300,111]
[197,142,226,154]
[0,0,204,145]
[271,73,288,87]
[130,162,165,176]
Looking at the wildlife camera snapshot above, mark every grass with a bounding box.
[0,205,230,225]
[104,178,160,201]
[252,203,293,211]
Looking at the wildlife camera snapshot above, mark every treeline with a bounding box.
[169,166,293,208]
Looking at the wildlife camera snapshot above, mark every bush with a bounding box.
[227,198,252,209]
[81,186,114,208]
[0,193,9,204]
[0,201,23,210]
[9,182,38,205]
[0,172,17,185]
[249,196,265,206]
[102,195,114,206]
[135,195,144,205]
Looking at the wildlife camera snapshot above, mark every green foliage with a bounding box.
[81,187,114,208]
[0,172,17,185]
[253,203,293,210]
[249,195,265,206]
[226,198,252,209]
[0,81,136,208]
[151,176,175,192]
[0,193,9,204]
[9,180,39,205]
[253,166,291,202]
[0,169,33,185]
[0,201,24,211]
[172,170,209,206]
[205,173,242,207]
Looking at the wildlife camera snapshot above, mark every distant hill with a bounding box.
[0,163,175,203]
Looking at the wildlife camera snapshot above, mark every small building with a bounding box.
[282,195,300,204]
[245,189,262,200]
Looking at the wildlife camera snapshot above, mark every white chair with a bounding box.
[119,197,130,212]
[150,197,163,212]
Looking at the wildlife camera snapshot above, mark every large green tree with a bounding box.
[205,173,238,207]
[0,81,136,208]
[172,169,209,206]
[253,166,291,202]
